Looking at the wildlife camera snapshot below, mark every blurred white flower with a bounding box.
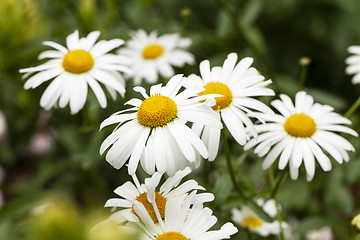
[346,46,360,84]
[119,29,194,84]
[20,30,130,114]
[105,167,214,224]
[305,226,333,240]
[245,91,358,181]
[231,199,287,237]
[184,52,275,161]
[132,194,238,240]
[99,74,222,176]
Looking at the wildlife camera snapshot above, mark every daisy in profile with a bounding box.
[245,91,358,181]
[345,45,360,84]
[118,29,195,84]
[20,30,130,114]
[131,194,238,240]
[106,167,214,223]
[184,52,275,161]
[231,199,287,237]
[100,74,222,176]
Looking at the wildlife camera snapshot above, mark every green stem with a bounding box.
[298,65,308,90]
[221,128,273,221]
[268,167,285,240]
[270,170,288,199]
[221,128,246,199]
[344,96,360,118]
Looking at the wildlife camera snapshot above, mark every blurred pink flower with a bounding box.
[0,111,7,143]
[29,132,54,155]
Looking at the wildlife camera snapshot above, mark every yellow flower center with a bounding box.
[142,44,164,59]
[199,82,233,110]
[156,232,188,240]
[62,49,94,74]
[131,192,167,223]
[137,95,178,128]
[284,113,316,138]
[242,216,263,228]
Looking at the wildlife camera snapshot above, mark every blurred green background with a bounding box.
[1,0,360,239]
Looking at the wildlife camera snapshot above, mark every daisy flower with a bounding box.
[105,167,214,224]
[131,194,238,240]
[345,45,360,84]
[118,29,195,84]
[184,52,275,161]
[20,30,130,114]
[99,74,222,176]
[231,199,287,237]
[244,91,358,181]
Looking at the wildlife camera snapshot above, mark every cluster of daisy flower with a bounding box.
[20,29,359,239]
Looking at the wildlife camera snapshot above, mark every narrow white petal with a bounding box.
[86,75,107,108]
[306,138,332,171]
[221,108,248,145]
[128,127,150,175]
[168,122,196,162]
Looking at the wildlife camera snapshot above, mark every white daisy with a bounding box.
[132,194,238,240]
[20,30,130,114]
[231,199,287,237]
[244,91,358,181]
[345,45,360,84]
[184,52,275,161]
[118,29,195,84]
[99,74,222,176]
[105,167,214,224]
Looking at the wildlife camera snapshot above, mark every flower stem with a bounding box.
[221,128,246,199]
[270,170,288,199]
[344,96,360,118]
[221,127,273,221]
[268,167,285,240]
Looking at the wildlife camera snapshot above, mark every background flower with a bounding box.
[20,30,130,114]
[118,29,194,84]
[231,199,287,237]
[346,46,360,84]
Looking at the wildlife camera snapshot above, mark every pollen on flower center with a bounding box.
[137,95,178,128]
[284,113,316,138]
[62,49,94,74]
[156,232,188,240]
[131,192,167,223]
[199,82,233,110]
[242,216,263,228]
[142,44,164,59]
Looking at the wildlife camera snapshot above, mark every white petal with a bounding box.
[66,30,79,51]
